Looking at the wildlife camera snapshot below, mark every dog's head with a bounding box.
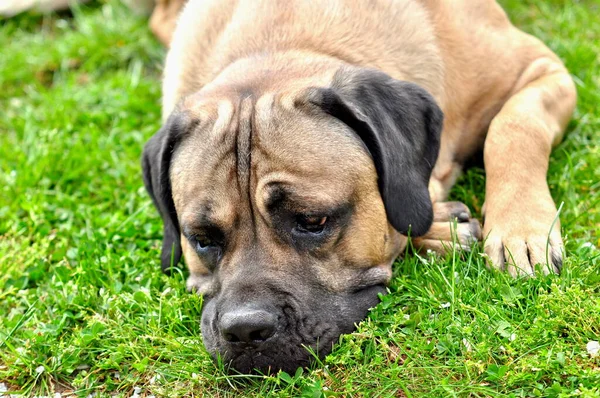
[142,66,442,373]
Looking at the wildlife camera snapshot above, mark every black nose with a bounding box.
[219,308,277,343]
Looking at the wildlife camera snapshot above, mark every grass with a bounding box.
[0,0,599,396]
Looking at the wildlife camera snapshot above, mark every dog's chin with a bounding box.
[200,283,387,374]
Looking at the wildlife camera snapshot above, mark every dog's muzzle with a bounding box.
[199,277,386,374]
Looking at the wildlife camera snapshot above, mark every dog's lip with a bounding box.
[349,281,387,294]
[219,331,280,348]
[351,264,392,290]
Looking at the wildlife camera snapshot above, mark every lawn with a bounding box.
[0,0,599,396]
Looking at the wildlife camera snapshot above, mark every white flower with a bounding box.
[416,253,430,265]
[440,302,451,309]
[35,366,45,374]
[10,98,22,107]
[509,333,516,342]
[462,338,473,352]
[586,341,599,357]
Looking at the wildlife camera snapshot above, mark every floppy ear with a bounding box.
[142,111,189,273]
[306,67,443,236]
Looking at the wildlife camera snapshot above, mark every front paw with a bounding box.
[483,207,563,277]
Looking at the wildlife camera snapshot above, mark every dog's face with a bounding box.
[142,67,443,373]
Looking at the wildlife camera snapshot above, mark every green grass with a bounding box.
[1,0,599,396]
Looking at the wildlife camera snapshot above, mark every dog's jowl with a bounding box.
[142,0,576,373]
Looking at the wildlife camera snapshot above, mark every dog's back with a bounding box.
[164,0,555,143]
[163,0,442,116]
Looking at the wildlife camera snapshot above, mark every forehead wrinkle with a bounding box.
[180,198,236,230]
[255,171,347,221]
[172,99,235,170]
[254,171,297,224]
[255,93,276,132]
[213,100,235,139]
[171,101,240,220]
[236,96,254,196]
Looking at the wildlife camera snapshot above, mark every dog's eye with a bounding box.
[183,226,225,266]
[193,234,220,250]
[296,215,328,234]
[192,234,223,265]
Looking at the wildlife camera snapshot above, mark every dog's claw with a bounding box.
[433,201,472,222]
[457,211,470,223]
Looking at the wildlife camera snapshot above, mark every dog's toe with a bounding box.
[484,233,563,277]
[433,201,472,222]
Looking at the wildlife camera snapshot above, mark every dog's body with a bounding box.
[143,0,576,373]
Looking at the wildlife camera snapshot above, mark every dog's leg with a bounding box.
[482,58,576,276]
[149,0,186,47]
[413,201,482,254]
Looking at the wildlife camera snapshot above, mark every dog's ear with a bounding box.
[142,111,190,273]
[305,68,443,236]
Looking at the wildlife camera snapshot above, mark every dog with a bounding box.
[142,0,576,373]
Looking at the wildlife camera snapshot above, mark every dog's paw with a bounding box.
[413,201,482,254]
[483,206,563,277]
[483,231,563,277]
